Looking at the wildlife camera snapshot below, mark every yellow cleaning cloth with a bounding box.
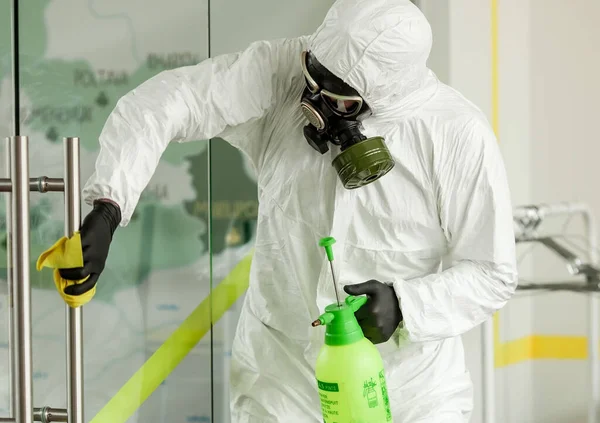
[36,232,96,308]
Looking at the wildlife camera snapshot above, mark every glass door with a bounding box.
[0,0,15,419]
[1,0,353,422]
[12,1,212,422]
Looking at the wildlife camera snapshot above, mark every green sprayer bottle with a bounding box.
[312,237,393,423]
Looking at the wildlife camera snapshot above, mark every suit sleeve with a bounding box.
[82,38,297,226]
[392,117,518,342]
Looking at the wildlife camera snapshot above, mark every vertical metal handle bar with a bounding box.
[8,0,20,414]
[64,137,84,423]
[4,138,15,419]
[9,136,33,423]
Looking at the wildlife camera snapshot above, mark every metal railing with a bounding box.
[481,202,600,423]
[0,136,84,423]
[513,202,599,423]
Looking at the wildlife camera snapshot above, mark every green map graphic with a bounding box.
[0,0,261,299]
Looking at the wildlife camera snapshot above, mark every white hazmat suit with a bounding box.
[83,0,518,421]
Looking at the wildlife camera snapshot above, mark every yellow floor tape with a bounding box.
[495,331,591,368]
[494,312,593,367]
[90,252,253,423]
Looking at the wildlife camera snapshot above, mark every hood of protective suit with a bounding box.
[309,0,437,117]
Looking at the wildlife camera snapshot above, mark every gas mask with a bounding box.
[300,50,395,189]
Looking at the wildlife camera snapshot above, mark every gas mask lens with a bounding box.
[301,51,363,118]
[320,92,362,117]
[300,50,395,189]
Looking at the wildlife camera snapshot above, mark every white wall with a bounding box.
[529,1,600,422]
[421,0,600,422]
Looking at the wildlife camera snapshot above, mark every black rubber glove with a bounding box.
[59,200,121,295]
[344,280,403,344]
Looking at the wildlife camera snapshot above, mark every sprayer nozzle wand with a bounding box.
[319,237,342,307]
[329,262,341,307]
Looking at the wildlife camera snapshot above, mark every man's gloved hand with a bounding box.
[344,280,403,344]
[59,199,121,295]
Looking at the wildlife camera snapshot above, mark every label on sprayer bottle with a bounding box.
[317,370,392,422]
[317,380,345,421]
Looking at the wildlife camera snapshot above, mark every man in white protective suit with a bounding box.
[58,0,518,421]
